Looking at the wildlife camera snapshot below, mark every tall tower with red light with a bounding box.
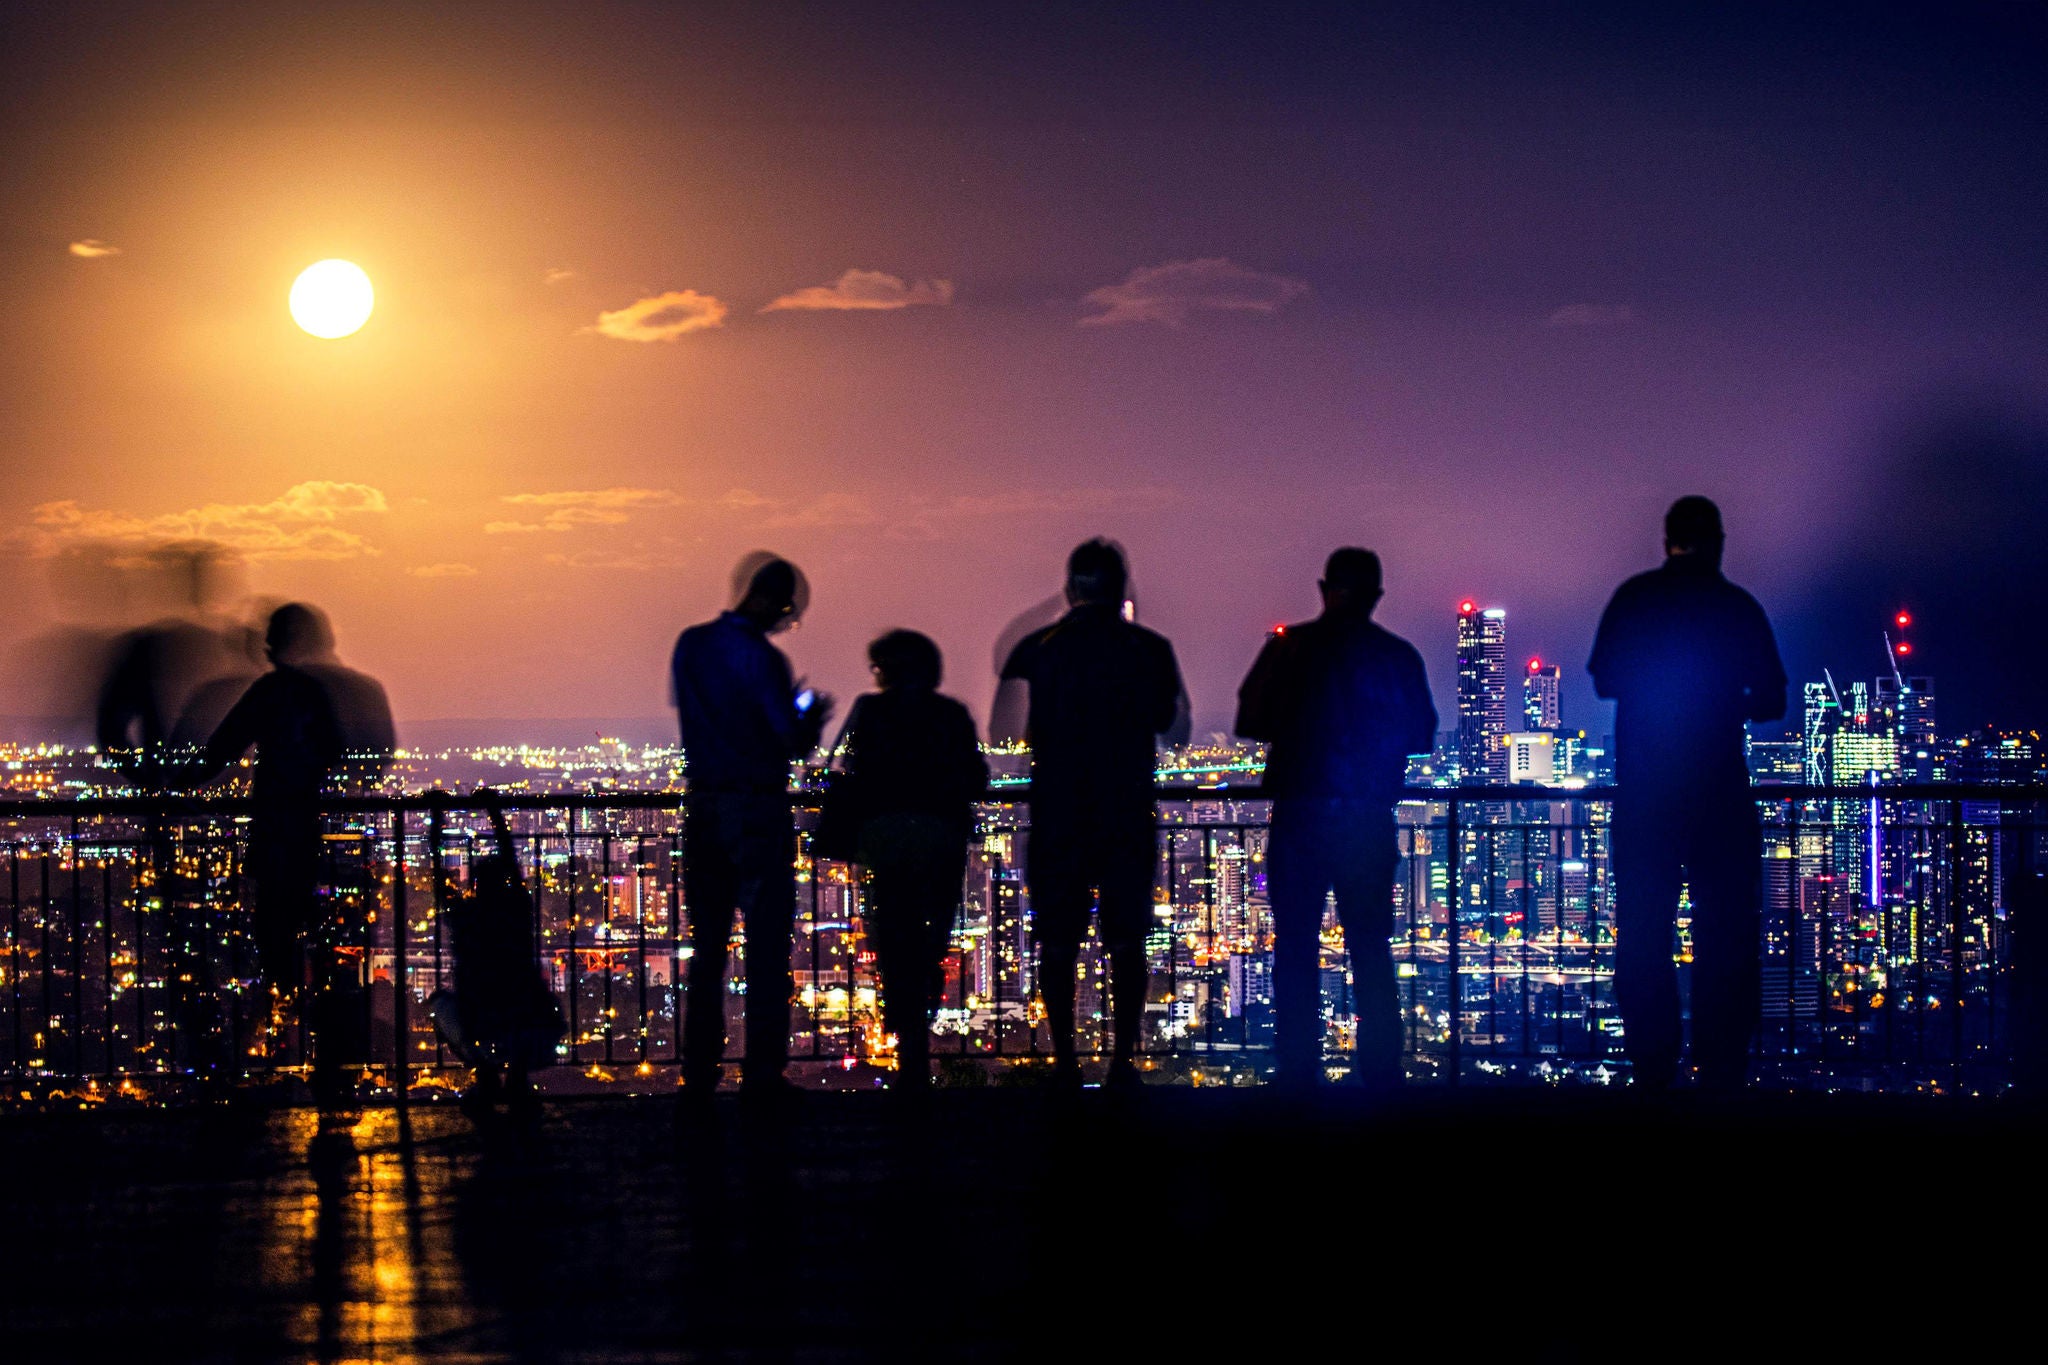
[1456,599,1509,785]
[1877,606,1938,780]
[1522,656,1562,732]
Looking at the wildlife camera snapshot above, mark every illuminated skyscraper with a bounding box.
[1803,680,1841,785]
[1456,601,1509,786]
[1522,658,1561,732]
[1875,675,1937,781]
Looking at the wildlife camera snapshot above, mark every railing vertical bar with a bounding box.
[102,852,116,1080]
[8,848,19,1078]
[40,848,54,1078]
[637,832,650,1066]
[601,825,615,1066]
[668,823,683,1064]
[1447,799,1462,1086]
[392,807,409,1107]
[1519,815,1533,1058]
[1948,799,1965,1089]
[566,807,582,1066]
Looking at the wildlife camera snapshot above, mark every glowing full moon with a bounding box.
[289,259,374,338]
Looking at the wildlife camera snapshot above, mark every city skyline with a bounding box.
[3,2,2046,739]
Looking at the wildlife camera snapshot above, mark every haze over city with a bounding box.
[4,0,2044,738]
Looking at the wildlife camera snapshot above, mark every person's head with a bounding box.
[1319,547,1383,615]
[1664,495,1725,564]
[264,602,334,667]
[868,629,943,691]
[1065,538,1127,609]
[732,554,807,632]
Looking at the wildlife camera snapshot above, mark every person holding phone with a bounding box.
[672,555,833,1099]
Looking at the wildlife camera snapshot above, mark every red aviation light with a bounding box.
[1896,641,1913,657]
[1528,656,1542,673]
[1458,599,1477,615]
[1896,611,1912,628]
[1272,623,1287,637]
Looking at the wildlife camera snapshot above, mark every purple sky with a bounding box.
[3,2,2044,740]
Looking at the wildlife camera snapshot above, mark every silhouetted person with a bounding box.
[1236,549,1435,1091]
[993,540,1183,1088]
[673,555,832,1096]
[429,793,565,1121]
[192,603,365,1115]
[1589,496,1787,1090]
[832,630,988,1090]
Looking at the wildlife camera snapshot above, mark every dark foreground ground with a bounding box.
[3,1083,2043,1363]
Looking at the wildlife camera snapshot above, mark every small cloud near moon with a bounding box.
[68,239,121,258]
[762,269,955,312]
[583,290,727,342]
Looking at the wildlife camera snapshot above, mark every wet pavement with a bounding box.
[3,1084,2043,1362]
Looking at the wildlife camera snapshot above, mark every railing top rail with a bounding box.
[0,780,2040,819]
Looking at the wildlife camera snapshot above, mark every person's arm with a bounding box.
[827,695,868,770]
[748,639,831,758]
[989,638,1033,746]
[1234,633,1287,741]
[1150,636,1187,740]
[191,676,266,786]
[1741,597,1789,724]
[1398,643,1439,758]
[1587,589,1628,701]
[948,700,991,803]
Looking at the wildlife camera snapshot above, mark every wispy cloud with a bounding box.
[542,267,578,285]
[68,239,121,259]
[543,548,686,572]
[487,487,679,534]
[1080,257,1308,327]
[757,492,882,529]
[24,481,388,561]
[721,484,1178,540]
[761,269,955,313]
[583,290,727,341]
[407,562,478,578]
[1545,303,1635,327]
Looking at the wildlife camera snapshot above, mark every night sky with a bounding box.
[3,1,2043,740]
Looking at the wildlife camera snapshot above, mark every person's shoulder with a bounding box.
[1368,621,1426,663]
[1002,624,1055,673]
[1598,567,1666,616]
[934,693,979,731]
[1715,575,1770,614]
[1126,619,1175,652]
[674,616,722,649]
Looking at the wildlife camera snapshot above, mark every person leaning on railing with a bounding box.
[1236,548,1436,1094]
[187,603,381,1121]
[1589,496,1787,1092]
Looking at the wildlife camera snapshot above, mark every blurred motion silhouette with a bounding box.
[192,603,394,1114]
[672,554,832,1096]
[1589,496,1787,1090]
[829,630,988,1090]
[994,539,1183,1088]
[1237,548,1436,1091]
[74,544,250,786]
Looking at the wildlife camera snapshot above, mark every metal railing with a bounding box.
[0,783,2040,1098]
